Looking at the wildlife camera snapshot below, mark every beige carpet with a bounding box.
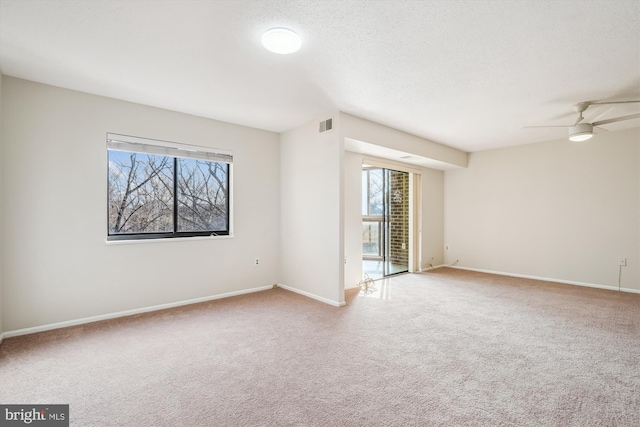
[1,268,639,426]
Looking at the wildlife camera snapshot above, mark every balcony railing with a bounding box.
[362,216,383,260]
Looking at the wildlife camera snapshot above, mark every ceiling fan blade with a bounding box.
[592,113,640,126]
[588,100,640,106]
[523,125,572,128]
[583,105,615,124]
[573,112,584,126]
[593,126,609,133]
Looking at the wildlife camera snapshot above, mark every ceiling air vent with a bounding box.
[319,118,333,133]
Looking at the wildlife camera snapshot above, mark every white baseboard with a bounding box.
[449,265,640,294]
[420,264,447,272]
[2,285,274,340]
[277,284,346,307]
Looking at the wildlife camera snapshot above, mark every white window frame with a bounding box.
[106,133,234,242]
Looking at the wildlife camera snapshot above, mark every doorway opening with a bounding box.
[362,166,410,279]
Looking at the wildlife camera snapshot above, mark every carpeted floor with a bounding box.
[1,268,639,426]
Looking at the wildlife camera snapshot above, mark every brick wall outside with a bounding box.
[388,170,409,265]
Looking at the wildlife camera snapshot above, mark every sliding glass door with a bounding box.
[362,166,409,279]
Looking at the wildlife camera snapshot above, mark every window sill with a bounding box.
[105,234,234,246]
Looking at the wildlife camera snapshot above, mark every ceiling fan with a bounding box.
[527,100,640,141]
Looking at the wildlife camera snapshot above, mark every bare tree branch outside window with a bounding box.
[108,150,229,239]
[177,159,228,232]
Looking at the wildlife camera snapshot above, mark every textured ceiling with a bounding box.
[0,0,639,152]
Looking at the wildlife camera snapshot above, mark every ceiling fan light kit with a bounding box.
[569,123,594,142]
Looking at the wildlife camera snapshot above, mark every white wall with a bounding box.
[0,72,4,337]
[445,127,640,291]
[343,151,363,288]
[1,77,281,331]
[421,167,444,269]
[280,113,344,306]
[341,112,468,168]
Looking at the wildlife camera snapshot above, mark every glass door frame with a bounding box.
[382,168,409,277]
[362,165,410,278]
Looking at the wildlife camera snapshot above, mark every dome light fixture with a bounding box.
[261,28,302,54]
[568,123,594,142]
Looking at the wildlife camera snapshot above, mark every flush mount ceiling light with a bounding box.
[261,28,302,54]
[568,123,594,142]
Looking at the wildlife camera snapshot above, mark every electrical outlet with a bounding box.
[445,245,449,251]
[255,258,260,266]
[619,257,627,266]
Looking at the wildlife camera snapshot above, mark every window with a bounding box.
[362,167,384,259]
[362,168,383,216]
[107,133,232,241]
